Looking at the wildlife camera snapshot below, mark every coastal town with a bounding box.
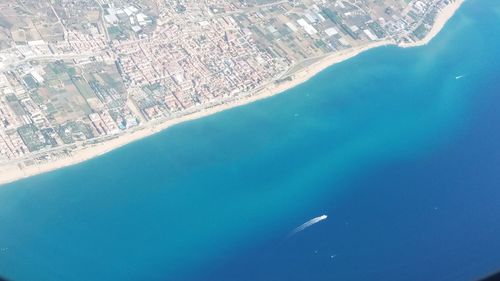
[0,0,462,183]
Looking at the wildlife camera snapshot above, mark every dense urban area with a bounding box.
[0,0,455,171]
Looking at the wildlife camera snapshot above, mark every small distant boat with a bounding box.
[288,215,328,237]
[455,75,465,80]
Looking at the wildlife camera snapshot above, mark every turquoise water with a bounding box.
[1,0,499,280]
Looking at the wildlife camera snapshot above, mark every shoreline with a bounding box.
[0,0,465,186]
[399,0,465,48]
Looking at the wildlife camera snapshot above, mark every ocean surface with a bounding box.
[1,0,499,280]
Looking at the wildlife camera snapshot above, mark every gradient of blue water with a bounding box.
[0,0,499,280]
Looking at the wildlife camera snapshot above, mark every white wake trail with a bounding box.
[288,215,328,237]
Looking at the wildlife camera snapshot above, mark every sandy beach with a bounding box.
[400,0,465,48]
[0,0,465,186]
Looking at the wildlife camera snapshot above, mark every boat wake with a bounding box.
[287,215,328,237]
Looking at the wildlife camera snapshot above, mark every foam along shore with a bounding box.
[0,0,465,186]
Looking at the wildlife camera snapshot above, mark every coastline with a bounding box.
[399,0,465,48]
[0,0,465,186]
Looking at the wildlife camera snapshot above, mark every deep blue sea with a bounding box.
[1,1,499,280]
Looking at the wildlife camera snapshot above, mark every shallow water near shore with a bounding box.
[1,0,500,280]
